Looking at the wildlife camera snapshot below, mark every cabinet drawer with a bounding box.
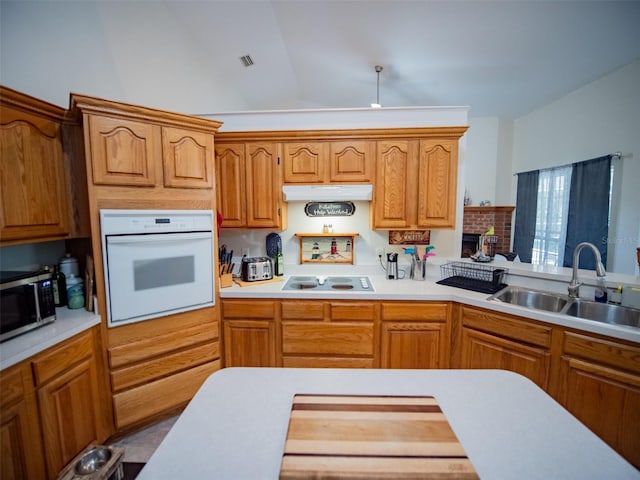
[0,364,27,406]
[222,300,276,319]
[381,302,448,321]
[32,330,93,386]
[282,323,374,356]
[461,306,552,348]
[113,360,220,429]
[329,303,375,321]
[111,341,220,392]
[562,332,640,374]
[282,356,374,369]
[281,301,324,320]
[108,322,218,368]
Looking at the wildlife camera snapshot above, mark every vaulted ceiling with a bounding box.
[2,1,639,118]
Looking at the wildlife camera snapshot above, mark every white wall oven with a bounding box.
[100,210,214,327]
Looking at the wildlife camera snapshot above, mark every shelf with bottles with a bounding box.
[294,233,359,264]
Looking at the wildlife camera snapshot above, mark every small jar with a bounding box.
[59,253,79,277]
[66,274,85,310]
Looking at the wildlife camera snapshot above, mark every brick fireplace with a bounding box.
[462,206,515,257]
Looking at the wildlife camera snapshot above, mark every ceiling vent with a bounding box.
[239,55,254,67]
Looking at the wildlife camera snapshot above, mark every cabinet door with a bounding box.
[283,142,327,183]
[223,320,276,367]
[460,327,550,388]
[329,141,373,183]
[162,126,213,189]
[417,139,458,228]
[0,366,46,480]
[87,115,157,186]
[37,358,100,478]
[215,143,246,227]
[245,143,282,228]
[372,140,417,228]
[0,115,69,242]
[381,322,448,369]
[558,356,640,469]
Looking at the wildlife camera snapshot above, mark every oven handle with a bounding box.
[106,232,212,245]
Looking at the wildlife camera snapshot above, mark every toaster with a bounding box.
[241,256,273,282]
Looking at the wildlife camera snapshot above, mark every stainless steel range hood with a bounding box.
[282,184,373,201]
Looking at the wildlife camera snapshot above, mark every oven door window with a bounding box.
[105,232,214,325]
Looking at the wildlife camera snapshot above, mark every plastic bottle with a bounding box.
[52,265,67,307]
[594,277,608,303]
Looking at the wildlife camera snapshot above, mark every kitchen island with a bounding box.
[138,367,639,479]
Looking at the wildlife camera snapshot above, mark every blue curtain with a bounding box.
[563,155,611,269]
[513,170,539,263]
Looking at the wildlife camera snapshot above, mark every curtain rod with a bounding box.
[513,151,624,176]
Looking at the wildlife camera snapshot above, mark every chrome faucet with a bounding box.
[568,242,607,298]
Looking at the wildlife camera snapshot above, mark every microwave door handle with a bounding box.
[30,283,42,321]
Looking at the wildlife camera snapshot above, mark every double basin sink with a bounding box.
[488,285,640,329]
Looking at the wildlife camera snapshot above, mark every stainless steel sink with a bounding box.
[488,286,569,313]
[563,299,640,328]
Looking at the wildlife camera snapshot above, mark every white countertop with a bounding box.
[0,307,101,370]
[138,367,640,480]
[220,262,640,344]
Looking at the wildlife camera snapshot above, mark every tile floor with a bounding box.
[110,415,178,463]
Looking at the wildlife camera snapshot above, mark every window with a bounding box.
[531,166,571,266]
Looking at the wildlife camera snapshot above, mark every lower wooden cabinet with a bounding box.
[281,300,376,368]
[107,310,221,430]
[380,302,450,369]
[222,300,277,367]
[0,364,46,480]
[456,306,552,389]
[557,331,640,469]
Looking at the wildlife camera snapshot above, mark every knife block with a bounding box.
[220,273,233,288]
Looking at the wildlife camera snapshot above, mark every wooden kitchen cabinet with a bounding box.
[380,302,450,369]
[0,363,46,480]
[372,132,463,229]
[283,140,373,184]
[215,142,285,229]
[32,329,104,478]
[73,94,221,189]
[281,300,376,368]
[222,300,277,367]
[556,331,640,469]
[108,311,221,430]
[456,306,552,389]
[0,86,70,243]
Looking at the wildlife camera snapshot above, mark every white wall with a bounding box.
[513,60,640,275]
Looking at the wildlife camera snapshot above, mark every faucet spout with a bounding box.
[568,242,606,298]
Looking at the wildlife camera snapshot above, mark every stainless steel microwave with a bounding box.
[0,270,56,342]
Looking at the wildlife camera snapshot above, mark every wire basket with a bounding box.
[436,261,508,294]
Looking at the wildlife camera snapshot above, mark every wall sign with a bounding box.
[304,202,356,217]
[389,230,431,245]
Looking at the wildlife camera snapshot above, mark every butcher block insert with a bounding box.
[280,394,478,479]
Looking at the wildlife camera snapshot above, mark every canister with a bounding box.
[66,274,85,309]
[59,253,79,277]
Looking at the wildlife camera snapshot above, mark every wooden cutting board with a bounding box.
[279,394,478,480]
[233,276,283,287]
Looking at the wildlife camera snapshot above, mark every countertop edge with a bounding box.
[0,308,101,370]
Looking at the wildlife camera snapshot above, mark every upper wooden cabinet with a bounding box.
[283,140,373,184]
[215,142,285,229]
[372,132,464,229]
[0,86,71,243]
[71,94,221,190]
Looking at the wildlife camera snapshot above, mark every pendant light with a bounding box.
[371,65,383,108]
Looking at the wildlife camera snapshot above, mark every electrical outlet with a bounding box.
[376,248,384,257]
